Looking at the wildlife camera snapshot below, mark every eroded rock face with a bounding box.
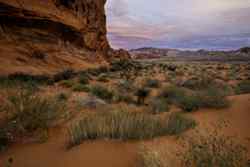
[0,0,112,75]
[0,0,109,51]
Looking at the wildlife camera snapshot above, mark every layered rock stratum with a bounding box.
[0,0,122,75]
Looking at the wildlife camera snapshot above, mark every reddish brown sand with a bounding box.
[0,94,250,167]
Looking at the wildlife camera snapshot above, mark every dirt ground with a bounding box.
[1,93,249,167]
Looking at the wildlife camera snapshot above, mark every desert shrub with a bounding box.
[97,74,109,82]
[239,47,250,54]
[0,73,50,88]
[60,80,75,88]
[167,64,177,72]
[159,86,186,103]
[135,88,151,105]
[198,87,230,109]
[235,80,250,94]
[0,129,9,152]
[2,89,64,137]
[178,95,201,112]
[148,98,169,114]
[182,76,215,90]
[113,92,134,104]
[117,80,135,92]
[8,73,50,84]
[159,86,229,112]
[76,96,106,110]
[144,79,161,88]
[90,85,114,102]
[110,59,136,72]
[79,73,89,85]
[56,92,69,101]
[183,133,248,167]
[53,69,75,82]
[137,145,164,167]
[68,112,196,147]
[72,84,90,92]
[87,66,109,76]
[166,113,196,134]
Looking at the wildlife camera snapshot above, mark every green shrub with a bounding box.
[0,129,9,152]
[117,80,135,92]
[56,92,69,101]
[0,73,50,89]
[148,98,169,114]
[135,88,151,105]
[68,112,196,148]
[182,76,215,90]
[166,113,196,134]
[113,92,134,104]
[235,80,250,94]
[60,80,75,88]
[144,79,160,88]
[159,86,186,103]
[3,89,64,137]
[178,95,200,112]
[79,74,89,85]
[97,74,109,82]
[198,87,230,109]
[72,84,90,92]
[53,69,75,82]
[159,86,229,112]
[90,85,114,102]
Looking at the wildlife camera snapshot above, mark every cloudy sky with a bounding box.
[105,0,250,50]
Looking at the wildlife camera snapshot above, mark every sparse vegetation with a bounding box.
[97,74,109,82]
[68,111,196,147]
[60,80,75,88]
[159,85,230,112]
[56,92,69,101]
[235,80,250,94]
[79,73,90,85]
[148,98,169,114]
[0,129,9,152]
[137,145,164,167]
[183,133,248,167]
[53,69,75,82]
[144,78,161,88]
[0,73,50,88]
[135,88,151,105]
[90,85,114,102]
[159,86,186,104]
[72,84,90,92]
[178,95,200,112]
[182,76,215,90]
[198,87,230,109]
[1,89,65,146]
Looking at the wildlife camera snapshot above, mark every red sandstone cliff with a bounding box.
[0,0,112,75]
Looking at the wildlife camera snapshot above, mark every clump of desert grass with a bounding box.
[137,144,165,167]
[148,97,169,114]
[90,85,114,102]
[235,80,250,94]
[182,132,248,167]
[158,85,230,112]
[0,88,65,151]
[68,111,196,148]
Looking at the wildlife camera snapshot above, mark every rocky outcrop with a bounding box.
[0,0,113,75]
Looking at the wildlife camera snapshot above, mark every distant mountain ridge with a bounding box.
[130,47,250,61]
